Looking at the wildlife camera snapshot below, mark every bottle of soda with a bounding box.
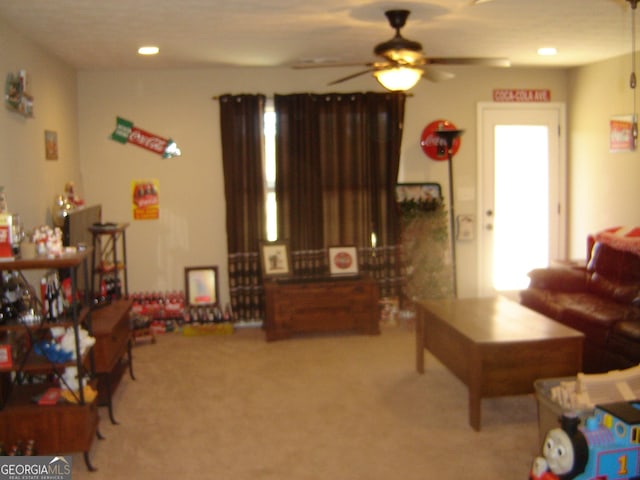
[24,440,35,456]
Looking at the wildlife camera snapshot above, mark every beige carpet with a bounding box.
[70,323,541,479]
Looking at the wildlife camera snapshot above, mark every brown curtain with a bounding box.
[219,94,266,322]
[274,92,406,297]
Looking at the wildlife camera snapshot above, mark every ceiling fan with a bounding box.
[293,9,510,91]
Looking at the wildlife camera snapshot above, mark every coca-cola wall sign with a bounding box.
[111,117,181,158]
[420,119,461,161]
[132,179,159,220]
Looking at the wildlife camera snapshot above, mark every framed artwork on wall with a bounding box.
[609,114,636,152]
[260,240,292,278]
[395,182,442,202]
[44,130,58,160]
[185,266,219,306]
[328,246,359,276]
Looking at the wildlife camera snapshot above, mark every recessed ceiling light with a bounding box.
[138,46,159,56]
[537,47,557,56]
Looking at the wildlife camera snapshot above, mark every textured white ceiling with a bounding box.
[0,0,636,70]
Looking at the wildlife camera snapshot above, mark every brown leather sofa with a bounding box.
[520,235,640,373]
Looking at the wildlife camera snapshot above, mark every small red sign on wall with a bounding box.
[609,116,635,152]
[420,120,462,161]
[493,89,551,102]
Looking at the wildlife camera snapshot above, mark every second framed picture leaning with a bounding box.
[185,266,219,306]
[260,240,292,278]
[328,246,359,276]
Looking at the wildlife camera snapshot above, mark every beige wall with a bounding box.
[6,13,638,303]
[567,55,640,258]
[0,17,80,230]
[78,66,568,300]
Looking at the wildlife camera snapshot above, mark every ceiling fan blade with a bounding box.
[422,68,456,82]
[426,57,511,67]
[292,61,373,70]
[327,68,376,85]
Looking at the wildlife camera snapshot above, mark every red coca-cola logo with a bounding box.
[334,252,353,270]
[135,195,159,208]
[129,127,168,154]
[420,119,461,161]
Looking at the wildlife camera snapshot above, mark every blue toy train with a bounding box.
[531,401,640,480]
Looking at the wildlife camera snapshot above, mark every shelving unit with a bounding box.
[0,251,100,470]
[89,223,129,301]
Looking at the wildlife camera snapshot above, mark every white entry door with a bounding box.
[477,103,566,296]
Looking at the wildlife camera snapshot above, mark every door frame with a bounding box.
[476,102,567,297]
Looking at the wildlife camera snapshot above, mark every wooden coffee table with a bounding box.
[415,296,583,431]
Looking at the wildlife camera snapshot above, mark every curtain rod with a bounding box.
[212,93,413,100]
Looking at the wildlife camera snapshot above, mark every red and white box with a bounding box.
[0,213,14,260]
[0,344,13,369]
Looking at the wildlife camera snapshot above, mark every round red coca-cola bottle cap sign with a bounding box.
[420,119,461,161]
[334,251,353,270]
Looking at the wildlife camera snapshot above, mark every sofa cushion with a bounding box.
[587,272,640,304]
[562,297,640,327]
[520,287,566,319]
[520,289,620,337]
[608,320,640,365]
[588,242,640,282]
[527,267,587,292]
[613,318,640,341]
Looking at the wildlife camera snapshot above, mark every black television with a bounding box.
[61,204,102,294]
[62,204,102,248]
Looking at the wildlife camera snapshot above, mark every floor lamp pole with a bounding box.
[435,129,464,298]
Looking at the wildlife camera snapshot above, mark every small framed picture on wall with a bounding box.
[44,130,58,160]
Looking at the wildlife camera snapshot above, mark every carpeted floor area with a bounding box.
[70,323,541,479]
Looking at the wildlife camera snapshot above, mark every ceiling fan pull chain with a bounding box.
[631,0,637,89]
[629,0,639,148]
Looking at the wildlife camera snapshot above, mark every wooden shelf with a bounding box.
[3,250,90,270]
[0,383,98,454]
[0,348,92,374]
[0,307,90,333]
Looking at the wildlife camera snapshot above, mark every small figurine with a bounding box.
[64,181,85,207]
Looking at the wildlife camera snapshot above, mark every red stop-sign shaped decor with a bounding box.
[420,119,461,161]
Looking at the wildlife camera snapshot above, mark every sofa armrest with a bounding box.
[527,267,588,292]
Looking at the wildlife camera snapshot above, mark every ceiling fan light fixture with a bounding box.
[376,46,424,64]
[374,41,423,62]
[374,67,423,91]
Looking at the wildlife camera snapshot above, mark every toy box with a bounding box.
[534,377,593,447]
